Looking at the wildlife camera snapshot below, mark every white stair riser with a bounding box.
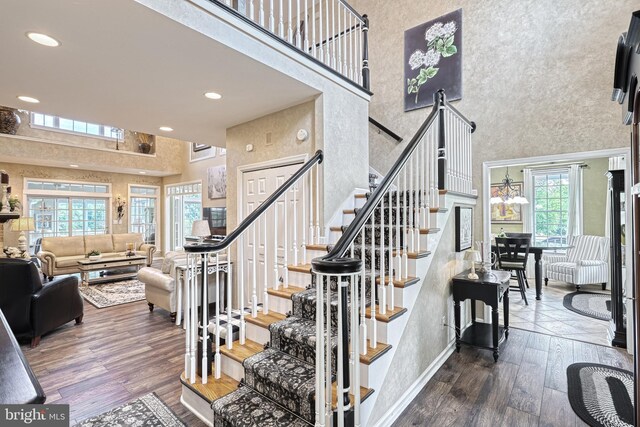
[268,294,292,315]
[287,270,313,286]
[181,386,214,427]
[221,353,245,382]
[246,320,270,345]
[359,349,393,392]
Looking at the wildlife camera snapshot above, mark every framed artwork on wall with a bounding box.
[404,8,463,111]
[455,206,473,252]
[207,165,227,199]
[190,143,216,162]
[490,182,523,223]
[192,143,210,152]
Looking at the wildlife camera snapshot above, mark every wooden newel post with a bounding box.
[362,14,370,91]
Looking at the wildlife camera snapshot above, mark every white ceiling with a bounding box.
[0,0,319,146]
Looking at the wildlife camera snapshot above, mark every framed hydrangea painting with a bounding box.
[404,9,463,111]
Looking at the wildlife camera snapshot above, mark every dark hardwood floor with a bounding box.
[393,328,633,427]
[20,293,633,426]
[20,299,207,426]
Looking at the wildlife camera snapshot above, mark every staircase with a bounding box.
[180,90,476,426]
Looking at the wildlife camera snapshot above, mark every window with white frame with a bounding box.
[25,179,111,250]
[129,185,159,246]
[532,170,570,247]
[30,112,121,140]
[166,182,202,251]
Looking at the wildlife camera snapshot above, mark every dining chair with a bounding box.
[505,233,532,289]
[495,237,531,305]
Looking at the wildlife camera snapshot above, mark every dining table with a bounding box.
[491,244,572,300]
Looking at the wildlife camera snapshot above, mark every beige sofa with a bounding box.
[38,233,156,279]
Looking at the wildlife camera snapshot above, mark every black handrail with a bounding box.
[314,91,443,267]
[185,150,323,253]
[369,117,403,142]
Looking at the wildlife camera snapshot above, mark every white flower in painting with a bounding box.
[423,49,441,67]
[442,21,457,37]
[409,50,426,70]
[425,22,444,42]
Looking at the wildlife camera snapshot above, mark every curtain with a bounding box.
[567,164,584,237]
[522,168,533,233]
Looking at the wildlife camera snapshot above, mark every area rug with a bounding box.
[567,363,634,427]
[74,392,185,427]
[79,279,145,309]
[563,291,611,321]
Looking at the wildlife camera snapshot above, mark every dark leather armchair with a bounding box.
[0,258,84,347]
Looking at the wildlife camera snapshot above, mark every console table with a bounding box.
[453,270,510,362]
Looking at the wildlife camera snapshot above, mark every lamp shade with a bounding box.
[11,217,35,232]
[191,220,211,238]
[464,249,482,263]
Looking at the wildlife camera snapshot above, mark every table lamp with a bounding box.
[464,249,482,280]
[191,220,211,243]
[11,217,35,253]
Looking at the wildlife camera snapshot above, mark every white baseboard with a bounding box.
[370,340,456,427]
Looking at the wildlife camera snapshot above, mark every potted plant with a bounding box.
[87,249,101,261]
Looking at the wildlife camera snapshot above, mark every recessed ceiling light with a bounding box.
[26,32,60,47]
[204,92,222,100]
[139,171,147,174]
[69,164,79,168]
[159,126,173,132]
[17,95,39,103]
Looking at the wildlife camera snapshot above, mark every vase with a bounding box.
[138,142,152,154]
[0,107,20,135]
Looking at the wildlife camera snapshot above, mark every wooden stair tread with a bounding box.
[331,382,374,409]
[220,339,264,364]
[358,341,392,365]
[364,305,407,322]
[439,189,448,195]
[267,286,306,300]
[288,263,312,274]
[429,207,448,213]
[306,244,330,251]
[375,276,420,288]
[419,228,441,235]
[180,369,238,403]
[244,312,286,329]
[354,194,368,199]
[343,209,356,214]
[391,249,431,259]
[330,226,344,232]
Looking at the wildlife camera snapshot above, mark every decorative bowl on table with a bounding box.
[88,255,101,261]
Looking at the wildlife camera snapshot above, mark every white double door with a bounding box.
[241,162,307,309]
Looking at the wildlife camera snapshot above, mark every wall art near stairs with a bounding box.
[404,9,463,111]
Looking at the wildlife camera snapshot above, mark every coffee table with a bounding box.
[77,255,147,285]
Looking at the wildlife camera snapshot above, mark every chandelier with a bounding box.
[490,168,529,205]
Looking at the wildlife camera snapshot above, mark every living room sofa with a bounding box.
[38,233,156,279]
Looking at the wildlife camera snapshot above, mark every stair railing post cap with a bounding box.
[311,257,362,275]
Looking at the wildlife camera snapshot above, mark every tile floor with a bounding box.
[498,278,613,347]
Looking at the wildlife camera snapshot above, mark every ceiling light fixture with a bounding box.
[26,32,61,47]
[139,171,147,174]
[204,92,222,100]
[159,126,173,132]
[17,95,40,103]
[69,164,79,168]
[490,167,529,205]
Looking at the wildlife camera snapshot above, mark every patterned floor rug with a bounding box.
[563,291,611,321]
[567,363,634,427]
[79,279,145,309]
[74,392,185,427]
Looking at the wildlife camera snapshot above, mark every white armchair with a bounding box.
[543,235,609,291]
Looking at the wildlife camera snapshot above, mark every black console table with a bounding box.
[453,270,510,362]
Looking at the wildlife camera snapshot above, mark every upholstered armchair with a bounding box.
[543,235,609,291]
[0,258,84,347]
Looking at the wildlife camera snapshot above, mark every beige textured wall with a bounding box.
[0,112,184,175]
[351,0,635,238]
[0,162,162,248]
[226,101,316,230]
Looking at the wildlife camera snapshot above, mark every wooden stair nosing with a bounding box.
[358,341,392,365]
[429,207,448,213]
[343,209,356,214]
[287,263,313,274]
[244,311,287,329]
[267,285,306,300]
[439,189,448,195]
[375,275,420,288]
[419,227,441,235]
[330,226,344,232]
[220,339,264,364]
[354,193,368,199]
[306,244,330,251]
[180,369,238,404]
[331,383,374,409]
[364,305,407,322]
